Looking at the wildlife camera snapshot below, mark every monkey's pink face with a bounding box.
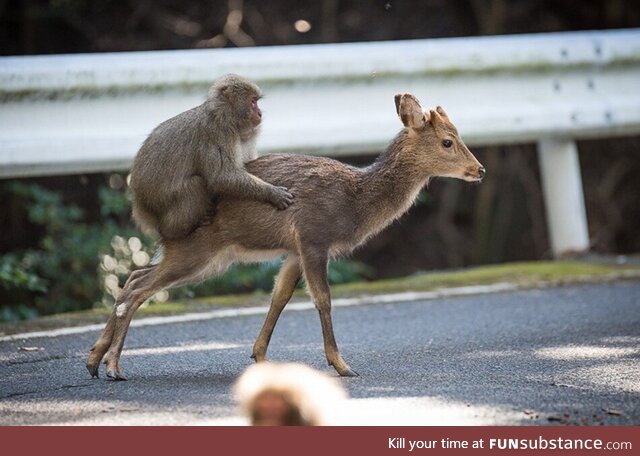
[250,96,262,127]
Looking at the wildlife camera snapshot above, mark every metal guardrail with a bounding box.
[1,29,640,256]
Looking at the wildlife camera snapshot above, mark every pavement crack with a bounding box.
[0,390,39,399]
[59,383,94,390]
[0,382,94,400]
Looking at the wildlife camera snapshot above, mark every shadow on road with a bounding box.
[1,282,639,425]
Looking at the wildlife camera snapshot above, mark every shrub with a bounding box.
[0,181,145,318]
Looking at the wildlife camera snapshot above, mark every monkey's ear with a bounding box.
[219,84,235,102]
[395,93,425,129]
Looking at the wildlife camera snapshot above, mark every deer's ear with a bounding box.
[394,94,402,116]
[395,93,425,129]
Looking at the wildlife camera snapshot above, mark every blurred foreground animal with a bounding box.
[87,93,485,380]
[234,362,348,425]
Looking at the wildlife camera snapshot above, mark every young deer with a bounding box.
[87,93,485,380]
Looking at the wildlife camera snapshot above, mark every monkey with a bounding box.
[129,74,294,241]
[233,363,348,425]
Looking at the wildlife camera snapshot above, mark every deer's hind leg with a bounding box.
[252,255,301,362]
[86,266,154,378]
[98,241,230,380]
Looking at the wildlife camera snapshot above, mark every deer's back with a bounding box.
[210,154,361,253]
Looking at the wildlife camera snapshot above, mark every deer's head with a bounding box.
[395,93,485,182]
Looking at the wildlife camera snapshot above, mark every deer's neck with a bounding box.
[355,130,432,241]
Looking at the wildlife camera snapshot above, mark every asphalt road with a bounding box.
[1,281,639,425]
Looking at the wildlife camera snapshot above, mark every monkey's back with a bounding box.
[128,103,217,238]
[130,106,206,194]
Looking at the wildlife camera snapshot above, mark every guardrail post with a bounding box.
[537,139,590,257]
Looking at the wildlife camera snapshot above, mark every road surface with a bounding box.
[1,281,638,425]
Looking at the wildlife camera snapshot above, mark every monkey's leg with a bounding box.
[197,203,217,227]
[158,176,210,240]
[251,255,301,362]
[300,250,358,377]
[86,267,154,378]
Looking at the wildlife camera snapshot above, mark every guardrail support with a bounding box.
[537,139,590,257]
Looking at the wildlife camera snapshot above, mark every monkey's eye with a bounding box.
[442,139,453,148]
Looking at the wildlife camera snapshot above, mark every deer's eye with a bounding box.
[442,139,453,148]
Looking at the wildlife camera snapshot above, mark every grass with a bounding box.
[332,260,638,295]
[1,259,639,336]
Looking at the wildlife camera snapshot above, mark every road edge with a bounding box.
[2,270,639,342]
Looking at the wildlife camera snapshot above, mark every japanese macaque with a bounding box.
[129,74,293,240]
[234,363,348,426]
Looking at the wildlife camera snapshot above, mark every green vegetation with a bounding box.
[333,260,639,295]
[0,182,142,321]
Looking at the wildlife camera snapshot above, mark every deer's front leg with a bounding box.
[301,251,358,377]
[252,255,301,362]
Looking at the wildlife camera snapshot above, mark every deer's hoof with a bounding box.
[86,362,100,379]
[106,368,128,381]
[250,350,266,363]
[337,366,359,377]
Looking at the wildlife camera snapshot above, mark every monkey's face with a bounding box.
[212,75,264,132]
[249,95,262,128]
[235,92,262,131]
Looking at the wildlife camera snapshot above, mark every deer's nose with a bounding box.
[478,167,486,179]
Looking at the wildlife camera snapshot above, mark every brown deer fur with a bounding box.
[86,93,485,380]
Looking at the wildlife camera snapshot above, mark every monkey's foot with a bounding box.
[199,215,215,227]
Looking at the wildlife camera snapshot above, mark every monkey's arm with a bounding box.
[211,166,294,210]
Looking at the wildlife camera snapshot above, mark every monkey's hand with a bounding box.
[268,186,294,210]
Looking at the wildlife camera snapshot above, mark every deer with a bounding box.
[86,93,485,380]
